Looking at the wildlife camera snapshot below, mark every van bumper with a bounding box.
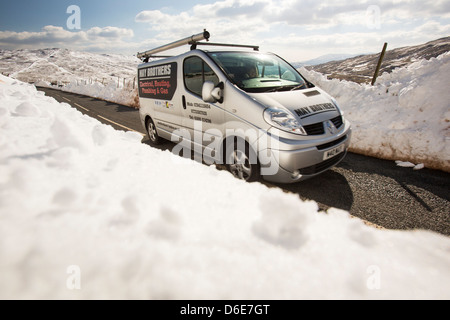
[259,125,352,184]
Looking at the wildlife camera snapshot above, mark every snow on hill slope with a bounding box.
[300,52,450,172]
[1,75,449,299]
[0,48,141,108]
[0,48,140,84]
[308,37,450,83]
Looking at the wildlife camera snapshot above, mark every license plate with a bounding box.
[323,144,345,160]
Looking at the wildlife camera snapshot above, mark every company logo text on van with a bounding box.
[139,64,172,78]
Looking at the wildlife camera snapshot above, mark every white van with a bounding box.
[137,31,351,183]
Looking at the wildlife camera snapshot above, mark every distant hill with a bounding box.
[291,53,363,68]
[305,37,450,83]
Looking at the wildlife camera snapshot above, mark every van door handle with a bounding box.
[182,95,186,109]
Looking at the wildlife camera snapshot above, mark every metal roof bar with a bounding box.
[137,30,260,62]
[137,30,210,61]
[191,42,259,51]
[145,55,174,58]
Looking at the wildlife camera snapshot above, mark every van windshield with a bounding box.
[207,51,309,93]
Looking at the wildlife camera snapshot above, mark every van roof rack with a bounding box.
[190,42,259,51]
[137,30,259,62]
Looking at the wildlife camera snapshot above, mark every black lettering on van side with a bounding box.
[191,109,208,116]
[138,62,177,100]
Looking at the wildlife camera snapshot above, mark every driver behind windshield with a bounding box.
[243,64,258,79]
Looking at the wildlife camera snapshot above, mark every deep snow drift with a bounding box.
[300,52,450,172]
[62,81,139,108]
[0,75,449,299]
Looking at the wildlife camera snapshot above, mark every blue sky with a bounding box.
[0,0,449,61]
[0,0,203,31]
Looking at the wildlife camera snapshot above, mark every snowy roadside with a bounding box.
[300,52,450,172]
[36,80,140,109]
[1,75,449,299]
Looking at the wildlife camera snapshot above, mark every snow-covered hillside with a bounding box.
[0,48,142,108]
[0,48,140,85]
[300,52,450,172]
[1,74,449,299]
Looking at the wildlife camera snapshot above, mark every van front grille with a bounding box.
[302,115,344,136]
[331,115,343,128]
[303,122,324,135]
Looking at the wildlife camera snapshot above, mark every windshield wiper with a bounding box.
[289,83,307,91]
[260,79,282,83]
[264,83,307,93]
[265,86,284,93]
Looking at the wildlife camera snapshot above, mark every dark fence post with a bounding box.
[371,42,388,86]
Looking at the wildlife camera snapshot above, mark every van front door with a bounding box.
[182,56,225,163]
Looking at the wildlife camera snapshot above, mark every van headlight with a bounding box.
[263,107,307,135]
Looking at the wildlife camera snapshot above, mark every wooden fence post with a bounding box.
[371,42,388,86]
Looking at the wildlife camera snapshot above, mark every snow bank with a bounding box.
[300,52,450,172]
[0,75,449,300]
[62,81,139,108]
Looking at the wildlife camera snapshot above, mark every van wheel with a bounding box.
[146,118,161,145]
[226,139,260,182]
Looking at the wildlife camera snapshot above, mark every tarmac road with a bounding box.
[37,87,450,236]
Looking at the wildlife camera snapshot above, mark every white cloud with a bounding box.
[0,25,134,51]
[135,0,450,31]
[413,20,450,35]
[134,0,450,61]
[86,27,134,39]
[135,0,274,40]
[261,22,450,61]
[2,1,447,59]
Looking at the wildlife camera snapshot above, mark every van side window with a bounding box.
[184,56,219,97]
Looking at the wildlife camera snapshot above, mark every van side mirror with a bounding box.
[202,81,224,103]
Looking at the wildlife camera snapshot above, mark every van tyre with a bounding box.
[146,118,161,145]
[226,138,260,182]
